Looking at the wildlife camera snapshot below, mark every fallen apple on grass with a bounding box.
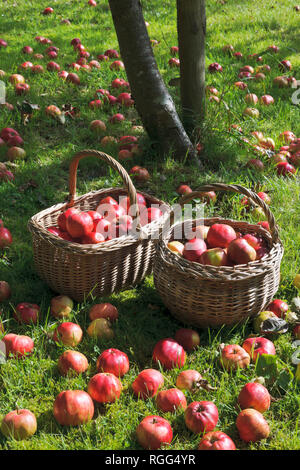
[87,372,122,403]
[51,295,74,319]
[174,328,200,351]
[14,302,39,324]
[0,281,11,302]
[2,333,34,358]
[87,318,114,340]
[198,431,236,450]
[132,369,164,399]
[236,408,270,442]
[267,299,289,318]
[184,401,219,434]
[220,344,250,371]
[96,348,129,377]
[237,382,271,413]
[58,350,89,376]
[156,388,187,413]
[89,303,118,322]
[53,390,94,426]
[152,338,186,370]
[242,337,276,362]
[136,415,173,450]
[53,322,83,347]
[1,409,37,440]
[176,369,203,391]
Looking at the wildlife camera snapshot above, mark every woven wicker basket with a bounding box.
[28,149,169,302]
[153,183,284,328]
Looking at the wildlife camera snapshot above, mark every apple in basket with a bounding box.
[182,238,207,263]
[206,224,236,248]
[199,248,229,266]
[167,241,185,256]
[57,207,79,231]
[227,238,257,264]
[66,212,94,238]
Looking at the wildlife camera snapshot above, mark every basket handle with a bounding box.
[162,183,280,244]
[67,149,141,228]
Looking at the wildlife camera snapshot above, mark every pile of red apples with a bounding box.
[47,193,162,244]
[0,127,26,172]
[168,222,269,266]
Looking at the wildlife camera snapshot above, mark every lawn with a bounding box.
[0,0,299,451]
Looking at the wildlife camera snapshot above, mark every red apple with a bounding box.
[136,416,173,450]
[227,238,257,264]
[0,228,13,249]
[9,74,25,85]
[58,350,89,376]
[220,344,250,370]
[153,338,186,370]
[81,232,105,244]
[90,120,106,134]
[260,95,274,106]
[53,322,83,347]
[14,302,39,324]
[51,295,73,319]
[66,73,80,85]
[43,7,54,15]
[57,207,79,232]
[6,146,26,161]
[208,62,223,73]
[132,369,164,399]
[242,234,262,250]
[110,60,125,71]
[53,390,94,426]
[242,337,276,362]
[174,328,200,352]
[89,303,118,322]
[276,161,296,176]
[176,184,192,195]
[170,46,179,56]
[32,65,44,74]
[87,372,122,403]
[279,60,292,71]
[238,382,271,413]
[96,348,129,377]
[129,166,150,183]
[156,388,187,413]
[198,431,236,450]
[3,333,34,358]
[245,94,258,105]
[207,224,236,249]
[266,299,289,318]
[236,408,270,442]
[0,281,11,302]
[66,212,93,238]
[105,49,119,58]
[183,238,207,263]
[47,61,60,72]
[1,409,37,440]
[184,401,219,433]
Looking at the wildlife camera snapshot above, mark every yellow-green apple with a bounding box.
[1,409,37,440]
[86,318,114,340]
[167,241,184,256]
[51,295,73,319]
[243,107,260,118]
[293,274,300,289]
[253,310,277,334]
[199,248,229,266]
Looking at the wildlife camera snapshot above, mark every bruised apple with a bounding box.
[199,248,229,266]
[176,370,203,391]
[236,408,270,443]
[14,303,39,324]
[220,344,250,371]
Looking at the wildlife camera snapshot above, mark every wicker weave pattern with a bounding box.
[153,184,284,328]
[28,150,169,301]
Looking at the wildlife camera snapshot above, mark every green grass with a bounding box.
[0,0,299,450]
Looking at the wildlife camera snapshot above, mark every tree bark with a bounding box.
[177,0,206,132]
[108,0,197,162]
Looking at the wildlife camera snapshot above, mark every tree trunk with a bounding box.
[177,0,206,132]
[108,0,197,162]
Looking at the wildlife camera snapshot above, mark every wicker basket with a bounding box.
[28,149,169,302]
[153,183,284,328]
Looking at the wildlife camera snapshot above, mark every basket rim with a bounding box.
[28,187,170,254]
[155,216,284,281]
